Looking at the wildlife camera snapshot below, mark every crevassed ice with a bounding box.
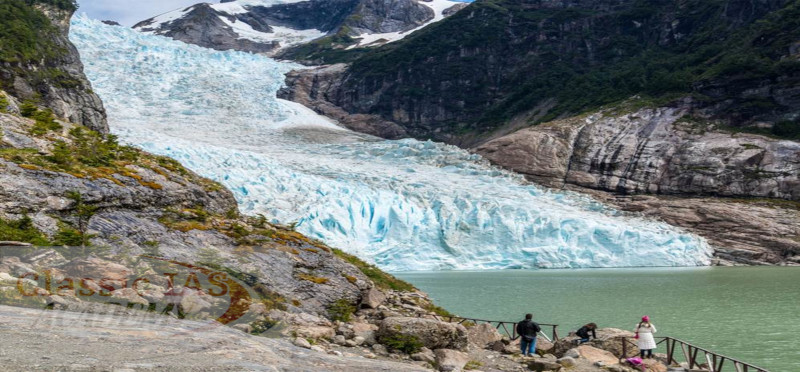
[70,16,713,271]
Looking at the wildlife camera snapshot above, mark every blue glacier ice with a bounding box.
[69,16,713,271]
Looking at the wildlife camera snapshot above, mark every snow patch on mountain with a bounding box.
[213,0,310,15]
[220,17,325,46]
[71,16,713,271]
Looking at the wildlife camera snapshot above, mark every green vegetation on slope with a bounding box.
[332,248,415,291]
[343,0,800,140]
[278,27,371,64]
[0,0,64,64]
[0,0,83,96]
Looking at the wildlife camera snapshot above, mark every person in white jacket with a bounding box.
[635,315,657,358]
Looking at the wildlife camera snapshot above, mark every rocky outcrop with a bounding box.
[134,3,280,54]
[466,323,503,349]
[0,106,384,315]
[378,317,469,351]
[471,105,800,265]
[475,106,800,201]
[554,328,636,359]
[0,2,107,133]
[346,0,433,35]
[278,64,408,138]
[433,348,469,371]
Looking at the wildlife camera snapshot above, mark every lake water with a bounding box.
[396,267,800,371]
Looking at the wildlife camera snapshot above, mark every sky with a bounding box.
[77,0,202,26]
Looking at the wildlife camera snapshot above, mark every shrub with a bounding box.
[21,103,62,136]
[297,273,329,285]
[464,361,483,370]
[773,120,800,139]
[423,302,454,318]
[249,317,278,335]
[0,215,51,245]
[380,332,424,354]
[196,247,223,267]
[327,299,355,322]
[141,240,161,256]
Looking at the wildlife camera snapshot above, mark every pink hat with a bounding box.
[642,315,650,322]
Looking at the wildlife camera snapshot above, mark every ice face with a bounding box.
[70,16,713,271]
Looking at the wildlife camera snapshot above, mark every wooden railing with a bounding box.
[418,313,559,341]
[618,336,769,372]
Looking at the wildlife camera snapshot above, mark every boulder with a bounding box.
[564,348,580,359]
[557,356,576,367]
[536,335,554,352]
[333,335,347,345]
[411,347,435,363]
[0,257,35,277]
[110,288,149,307]
[63,257,132,282]
[466,323,503,349]
[372,344,389,356]
[553,328,635,357]
[21,249,67,268]
[488,340,506,352]
[528,359,563,371]
[293,326,336,340]
[434,349,469,372]
[360,287,386,309]
[575,345,619,366]
[337,323,355,339]
[643,358,668,372]
[232,323,251,333]
[293,337,312,349]
[378,317,468,351]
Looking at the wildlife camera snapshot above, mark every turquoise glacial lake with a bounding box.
[396,267,800,371]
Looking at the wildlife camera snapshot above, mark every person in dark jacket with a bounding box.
[576,323,597,343]
[516,313,541,356]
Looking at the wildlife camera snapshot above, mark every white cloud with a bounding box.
[77,0,203,26]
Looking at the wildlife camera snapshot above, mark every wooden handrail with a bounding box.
[617,336,769,372]
[417,313,559,341]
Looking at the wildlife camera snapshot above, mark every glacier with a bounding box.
[69,16,713,271]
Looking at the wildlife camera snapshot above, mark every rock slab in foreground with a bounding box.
[0,305,426,371]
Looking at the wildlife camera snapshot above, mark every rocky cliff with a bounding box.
[476,102,800,201]
[0,0,107,133]
[308,0,800,144]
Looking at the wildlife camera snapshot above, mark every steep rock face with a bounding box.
[320,0,800,144]
[278,64,408,138]
[475,105,800,200]
[0,1,107,133]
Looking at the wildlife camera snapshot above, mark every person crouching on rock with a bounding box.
[635,316,657,358]
[517,313,541,357]
[576,322,597,343]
